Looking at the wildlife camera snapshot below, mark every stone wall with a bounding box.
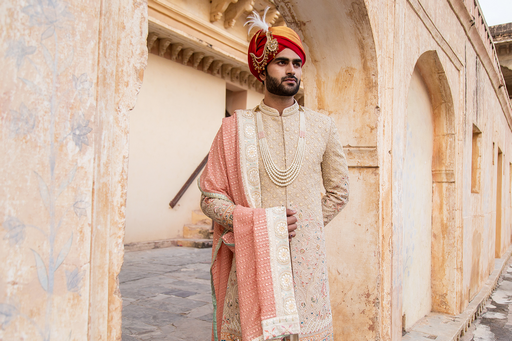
[0,1,147,340]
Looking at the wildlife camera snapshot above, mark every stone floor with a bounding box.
[460,259,512,341]
[120,247,213,341]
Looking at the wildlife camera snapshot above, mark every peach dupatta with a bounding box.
[199,112,300,341]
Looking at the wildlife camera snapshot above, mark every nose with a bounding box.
[285,63,295,75]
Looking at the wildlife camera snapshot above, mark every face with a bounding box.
[260,48,303,97]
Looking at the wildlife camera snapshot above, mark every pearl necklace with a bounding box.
[256,107,306,187]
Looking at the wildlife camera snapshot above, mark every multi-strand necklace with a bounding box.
[256,107,306,187]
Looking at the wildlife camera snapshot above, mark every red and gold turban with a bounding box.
[248,26,306,81]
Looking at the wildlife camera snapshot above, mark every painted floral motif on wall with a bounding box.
[0,1,93,339]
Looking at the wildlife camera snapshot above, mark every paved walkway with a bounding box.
[120,247,213,341]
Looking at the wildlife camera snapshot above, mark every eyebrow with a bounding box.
[274,57,303,63]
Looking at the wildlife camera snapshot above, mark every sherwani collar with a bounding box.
[258,99,299,117]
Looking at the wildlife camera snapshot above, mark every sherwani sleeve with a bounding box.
[200,195,235,231]
[321,118,349,226]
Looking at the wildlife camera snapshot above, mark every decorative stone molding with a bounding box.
[211,0,238,22]
[256,81,264,92]
[274,15,286,27]
[181,48,194,65]
[210,0,282,38]
[148,32,159,51]
[240,71,250,87]
[231,68,241,83]
[497,43,512,56]
[248,76,258,90]
[211,60,223,76]
[222,64,233,79]
[159,38,171,57]
[193,52,205,68]
[265,7,280,26]
[202,56,215,72]
[170,43,183,61]
[224,0,255,28]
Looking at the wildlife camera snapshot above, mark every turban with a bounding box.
[247,26,306,81]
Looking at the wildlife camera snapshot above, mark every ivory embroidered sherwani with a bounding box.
[200,101,349,341]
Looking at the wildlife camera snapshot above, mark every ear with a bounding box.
[259,70,266,82]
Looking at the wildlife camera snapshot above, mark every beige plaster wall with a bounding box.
[0,0,147,340]
[247,88,265,108]
[126,53,224,243]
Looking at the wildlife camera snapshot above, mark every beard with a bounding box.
[265,73,301,97]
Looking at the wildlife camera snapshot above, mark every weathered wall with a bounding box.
[0,1,147,340]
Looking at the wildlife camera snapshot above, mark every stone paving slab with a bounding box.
[120,247,212,341]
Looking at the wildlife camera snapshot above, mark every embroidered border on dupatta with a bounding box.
[237,110,300,340]
[262,206,300,340]
[236,109,262,208]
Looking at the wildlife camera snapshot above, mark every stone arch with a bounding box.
[413,50,459,315]
[276,1,379,339]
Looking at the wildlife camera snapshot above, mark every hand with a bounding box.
[286,209,297,240]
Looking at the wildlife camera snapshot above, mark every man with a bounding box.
[199,10,349,341]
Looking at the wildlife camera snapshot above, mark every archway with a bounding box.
[402,65,434,330]
[403,51,458,325]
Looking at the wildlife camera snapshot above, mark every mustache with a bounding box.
[281,76,298,82]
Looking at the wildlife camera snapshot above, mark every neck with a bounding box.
[262,91,295,115]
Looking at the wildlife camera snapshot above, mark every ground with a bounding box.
[461,259,512,341]
[120,247,213,340]
[120,246,512,341]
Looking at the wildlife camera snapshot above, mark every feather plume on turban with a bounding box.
[245,8,306,82]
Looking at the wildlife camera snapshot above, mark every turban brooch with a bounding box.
[245,8,306,81]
